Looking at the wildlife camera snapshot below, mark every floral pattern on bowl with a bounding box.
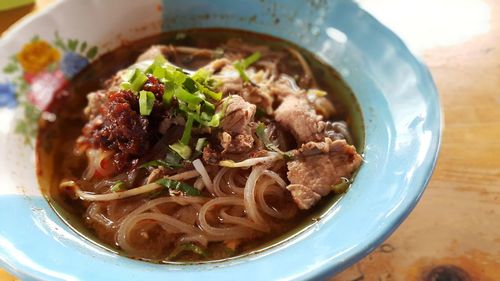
[1,34,98,144]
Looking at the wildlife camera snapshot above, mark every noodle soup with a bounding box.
[37,29,364,262]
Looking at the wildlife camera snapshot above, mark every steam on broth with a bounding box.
[37,29,363,262]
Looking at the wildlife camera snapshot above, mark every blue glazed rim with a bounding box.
[0,0,442,280]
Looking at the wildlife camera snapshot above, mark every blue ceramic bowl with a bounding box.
[0,0,441,280]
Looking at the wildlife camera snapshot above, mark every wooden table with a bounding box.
[1,1,499,280]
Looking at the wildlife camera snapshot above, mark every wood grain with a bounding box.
[1,0,499,280]
[333,0,500,280]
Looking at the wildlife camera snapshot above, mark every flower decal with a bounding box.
[61,52,89,78]
[1,32,99,145]
[0,82,17,108]
[27,70,66,111]
[16,40,60,74]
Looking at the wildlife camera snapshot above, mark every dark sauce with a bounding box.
[37,28,364,263]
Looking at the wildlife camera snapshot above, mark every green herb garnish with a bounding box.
[195,138,207,152]
[233,51,261,82]
[169,142,192,160]
[156,178,200,196]
[140,159,182,169]
[139,90,155,116]
[180,115,194,145]
[130,68,148,93]
[110,181,125,192]
[168,243,208,260]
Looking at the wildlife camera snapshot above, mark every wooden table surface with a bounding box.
[1,0,499,280]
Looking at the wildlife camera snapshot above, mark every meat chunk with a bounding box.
[274,94,325,144]
[219,95,256,134]
[286,138,362,209]
[287,184,321,210]
[220,132,254,153]
[217,95,257,154]
[136,45,169,62]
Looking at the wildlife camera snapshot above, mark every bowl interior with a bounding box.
[0,0,440,280]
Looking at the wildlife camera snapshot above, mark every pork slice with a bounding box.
[286,138,362,209]
[136,45,169,62]
[220,132,254,153]
[219,95,256,134]
[274,94,325,144]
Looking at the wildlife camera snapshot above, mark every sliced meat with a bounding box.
[203,58,231,73]
[220,132,254,153]
[219,95,256,134]
[286,138,362,209]
[136,45,169,62]
[274,94,325,144]
[203,145,221,165]
[217,95,257,154]
[286,184,321,210]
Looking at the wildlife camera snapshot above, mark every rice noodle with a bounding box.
[255,178,295,219]
[212,167,230,197]
[192,159,213,193]
[193,178,205,191]
[198,197,259,240]
[117,212,202,253]
[86,203,114,227]
[227,169,246,195]
[219,152,282,168]
[61,170,200,201]
[243,166,270,231]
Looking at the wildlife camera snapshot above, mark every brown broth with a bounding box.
[37,28,364,263]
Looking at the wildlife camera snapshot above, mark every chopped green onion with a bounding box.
[156,178,200,196]
[130,68,148,93]
[192,69,210,82]
[120,69,134,82]
[120,81,132,91]
[110,181,125,192]
[162,81,175,105]
[195,138,207,152]
[164,66,187,85]
[180,115,194,145]
[140,159,182,169]
[168,243,208,260]
[169,142,192,160]
[205,113,222,127]
[145,55,167,74]
[174,87,203,106]
[128,68,148,93]
[233,51,261,82]
[165,150,182,166]
[152,64,166,79]
[255,122,293,160]
[139,90,155,116]
[195,81,222,100]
